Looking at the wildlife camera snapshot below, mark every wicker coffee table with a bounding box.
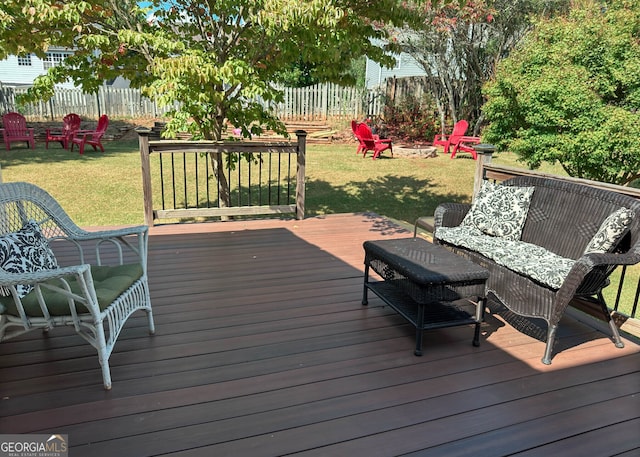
[362,237,489,356]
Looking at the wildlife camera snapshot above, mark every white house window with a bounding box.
[43,52,69,70]
[17,54,32,66]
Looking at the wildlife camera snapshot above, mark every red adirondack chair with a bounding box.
[450,134,481,160]
[71,114,108,154]
[433,120,481,159]
[355,122,393,160]
[433,120,469,154]
[0,112,35,151]
[45,113,82,149]
[352,119,384,155]
[352,120,367,155]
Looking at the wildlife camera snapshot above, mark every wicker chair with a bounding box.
[434,176,640,364]
[0,182,154,389]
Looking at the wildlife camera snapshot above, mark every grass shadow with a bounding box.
[306,175,470,225]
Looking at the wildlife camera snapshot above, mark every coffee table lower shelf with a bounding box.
[364,280,482,356]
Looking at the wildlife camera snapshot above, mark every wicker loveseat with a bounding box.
[433,175,640,364]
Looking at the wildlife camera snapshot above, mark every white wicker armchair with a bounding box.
[0,182,154,389]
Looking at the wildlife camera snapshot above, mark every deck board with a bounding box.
[0,213,638,456]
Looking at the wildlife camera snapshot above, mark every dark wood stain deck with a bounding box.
[1,213,638,456]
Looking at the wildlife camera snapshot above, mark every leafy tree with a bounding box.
[348,56,367,88]
[394,0,568,135]
[274,58,318,88]
[275,55,366,88]
[0,0,440,208]
[0,1,437,139]
[482,0,640,186]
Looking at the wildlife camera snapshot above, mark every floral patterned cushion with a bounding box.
[461,181,535,241]
[437,225,574,289]
[583,207,635,255]
[435,225,484,241]
[0,221,58,298]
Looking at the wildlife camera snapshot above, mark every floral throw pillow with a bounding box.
[462,181,535,241]
[583,207,635,255]
[0,221,58,297]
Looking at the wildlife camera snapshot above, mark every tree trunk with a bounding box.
[211,152,231,218]
[434,96,447,134]
[204,113,233,219]
[472,113,484,137]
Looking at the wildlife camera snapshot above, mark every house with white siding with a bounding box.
[0,47,132,93]
[0,47,76,88]
[3,42,420,91]
[364,51,426,89]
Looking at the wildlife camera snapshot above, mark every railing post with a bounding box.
[136,128,154,226]
[295,130,307,220]
[472,144,496,201]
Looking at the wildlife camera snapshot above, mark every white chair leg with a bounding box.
[147,310,156,335]
[94,324,113,390]
[100,360,113,391]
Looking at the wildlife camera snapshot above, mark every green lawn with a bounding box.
[305,144,565,225]
[0,139,551,227]
[1,138,636,315]
[0,140,146,226]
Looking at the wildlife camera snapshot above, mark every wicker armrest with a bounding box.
[0,264,90,287]
[413,216,434,237]
[70,225,148,242]
[434,202,471,231]
[53,225,148,267]
[580,249,640,268]
[554,245,640,318]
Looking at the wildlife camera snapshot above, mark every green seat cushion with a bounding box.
[0,264,143,317]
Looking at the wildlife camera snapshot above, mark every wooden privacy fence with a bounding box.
[385,76,438,105]
[137,130,307,226]
[1,83,383,121]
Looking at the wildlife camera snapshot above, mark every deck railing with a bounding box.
[137,130,306,226]
[474,146,640,321]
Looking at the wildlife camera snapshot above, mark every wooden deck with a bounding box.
[1,213,639,456]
